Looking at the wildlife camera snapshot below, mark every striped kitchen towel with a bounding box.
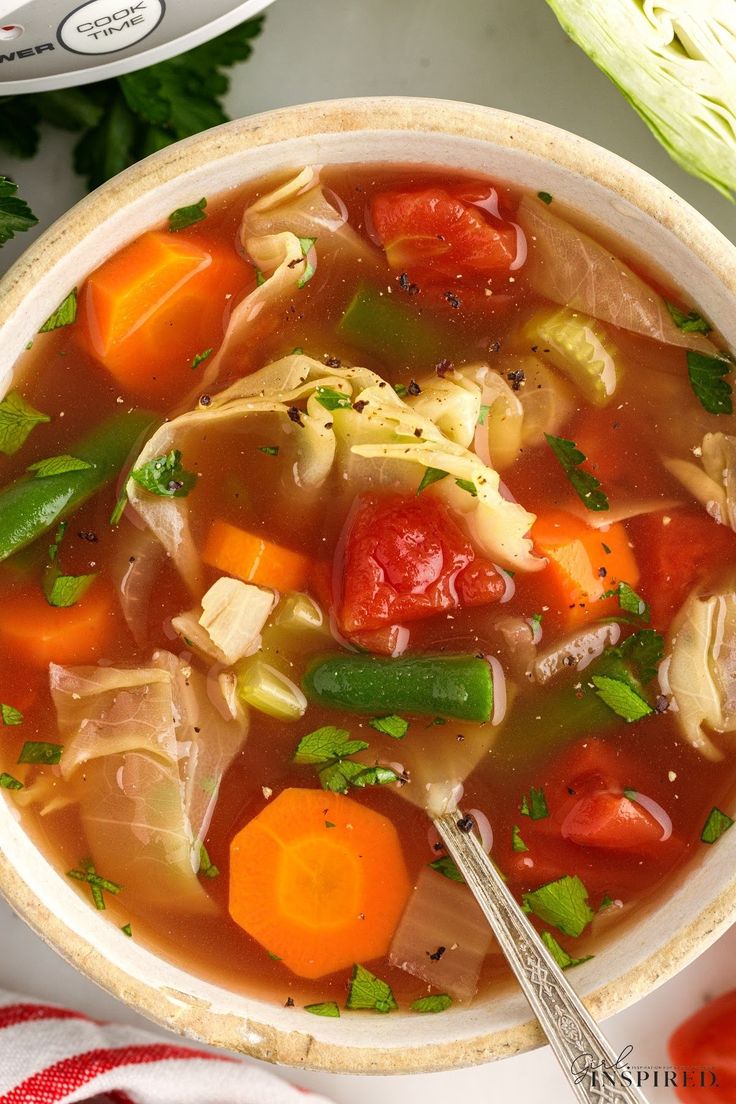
[0,991,332,1104]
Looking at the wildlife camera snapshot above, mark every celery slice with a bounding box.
[522,307,621,406]
[237,658,307,720]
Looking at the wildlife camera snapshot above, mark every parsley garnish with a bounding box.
[67,861,122,910]
[429,856,465,882]
[522,875,594,937]
[512,825,528,852]
[602,581,649,621]
[43,523,97,608]
[0,392,50,455]
[701,806,734,844]
[191,347,213,369]
[687,351,732,415]
[537,191,553,204]
[258,445,279,456]
[665,302,711,335]
[369,715,408,740]
[199,843,219,879]
[1,704,23,726]
[599,894,614,912]
[0,773,23,790]
[297,236,317,289]
[255,268,266,287]
[520,787,549,820]
[293,726,398,794]
[411,994,452,1013]
[590,675,652,722]
[0,176,38,246]
[590,629,664,721]
[18,741,62,765]
[477,404,490,425]
[394,383,408,398]
[130,449,197,498]
[27,454,91,478]
[545,433,609,511]
[619,629,664,685]
[305,1001,340,1017]
[169,198,207,232]
[315,386,351,411]
[346,964,397,1013]
[541,931,593,970]
[121,923,133,937]
[39,289,78,333]
[456,478,478,497]
[416,467,449,495]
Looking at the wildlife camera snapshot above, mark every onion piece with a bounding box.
[534,623,621,684]
[466,808,494,853]
[389,867,496,1000]
[486,657,507,727]
[629,791,673,842]
[110,524,165,648]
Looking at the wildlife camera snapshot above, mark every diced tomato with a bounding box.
[338,494,505,635]
[370,187,518,281]
[669,990,736,1103]
[630,509,736,628]
[561,791,663,850]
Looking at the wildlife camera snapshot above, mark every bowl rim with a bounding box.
[1,95,735,1075]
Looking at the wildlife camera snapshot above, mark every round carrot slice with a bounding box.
[229,788,411,979]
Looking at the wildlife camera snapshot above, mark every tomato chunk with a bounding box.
[669,990,736,1103]
[370,187,518,280]
[338,494,504,634]
[561,792,663,850]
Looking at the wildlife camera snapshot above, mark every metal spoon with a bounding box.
[434,810,651,1104]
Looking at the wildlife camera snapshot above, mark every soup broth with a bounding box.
[1,163,735,1015]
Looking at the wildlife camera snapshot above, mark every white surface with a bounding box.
[1,0,735,1101]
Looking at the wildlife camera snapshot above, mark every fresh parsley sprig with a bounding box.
[293,726,399,794]
[545,433,609,511]
[0,175,38,247]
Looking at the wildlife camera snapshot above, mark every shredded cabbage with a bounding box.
[172,577,277,665]
[546,0,736,198]
[664,432,736,528]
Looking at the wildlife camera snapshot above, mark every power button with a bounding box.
[58,0,165,56]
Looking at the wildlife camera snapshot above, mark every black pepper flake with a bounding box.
[398,272,419,294]
[567,787,576,796]
[456,734,465,742]
[598,566,607,578]
[324,421,333,430]
[413,428,422,437]
[287,406,304,426]
[655,695,670,714]
[456,815,474,834]
[432,841,444,851]
[488,340,501,354]
[193,727,201,734]
[285,997,295,1007]
[407,380,421,396]
[445,291,461,309]
[563,656,575,667]
[324,355,342,368]
[507,368,526,391]
[167,479,184,493]
[199,394,212,407]
[530,345,538,353]
[77,531,98,543]
[435,358,453,377]
[428,945,446,961]
[352,399,368,413]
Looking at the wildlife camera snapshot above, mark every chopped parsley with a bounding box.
[130,449,197,498]
[429,856,465,883]
[305,1001,340,1017]
[456,478,478,497]
[18,741,62,765]
[39,289,78,333]
[590,676,653,723]
[601,581,650,621]
[0,392,50,455]
[369,715,408,740]
[67,862,122,910]
[27,454,91,478]
[255,268,266,287]
[416,467,449,495]
[522,875,594,937]
[477,404,490,425]
[701,806,734,844]
[315,386,351,411]
[665,302,711,335]
[591,629,664,721]
[411,994,452,1013]
[394,383,408,398]
[109,481,129,526]
[0,176,38,246]
[541,931,593,971]
[199,844,219,879]
[121,923,133,937]
[599,894,614,913]
[619,629,663,685]
[512,825,528,853]
[1,704,23,726]
[520,787,549,820]
[346,964,397,1013]
[257,445,280,457]
[191,347,213,370]
[537,191,553,205]
[168,197,207,232]
[545,433,609,511]
[687,351,732,415]
[43,523,97,608]
[293,726,398,794]
[297,236,317,289]
[0,773,23,790]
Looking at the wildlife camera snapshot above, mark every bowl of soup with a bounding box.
[0,97,735,1074]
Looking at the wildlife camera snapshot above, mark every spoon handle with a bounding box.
[434,811,649,1104]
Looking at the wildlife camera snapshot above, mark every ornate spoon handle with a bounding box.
[434,811,649,1104]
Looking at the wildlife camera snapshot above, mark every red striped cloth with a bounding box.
[0,992,333,1104]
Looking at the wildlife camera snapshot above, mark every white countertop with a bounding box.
[1,1,735,1101]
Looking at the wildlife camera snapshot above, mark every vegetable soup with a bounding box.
[1,164,735,1017]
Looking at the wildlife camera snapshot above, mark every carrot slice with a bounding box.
[0,583,115,668]
[533,510,639,627]
[229,788,411,978]
[79,230,250,401]
[203,519,310,592]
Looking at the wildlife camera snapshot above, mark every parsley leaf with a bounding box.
[0,773,23,791]
[0,392,50,455]
[191,347,213,369]
[305,1001,340,1017]
[121,922,133,937]
[18,741,62,765]
[1,704,23,726]
[477,404,490,425]
[27,454,91,478]
[257,445,280,456]
[417,467,449,495]
[455,478,478,497]
[297,236,317,289]
[619,629,664,685]
[294,727,368,764]
[429,856,465,882]
[169,198,207,232]
[43,523,97,608]
[411,994,452,1013]
[522,875,594,937]
[0,175,38,246]
[545,433,609,511]
[67,861,122,910]
[369,715,408,740]
[591,675,653,722]
[315,386,351,411]
[665,302,711,335]
[130,449,197,497]
[520,786,549,820]
[394,383,408,398]
[198,843,219,879]
[346,964,397,1013]
[602,581,649,620]
[537,191,553,204]
[687,351,732,415]
[541,931,593,971]
[512,825,528,852]
[293,726,397,793]
[39,289,78,333]
[701,806,734,844]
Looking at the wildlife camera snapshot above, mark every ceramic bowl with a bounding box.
[0,97,735,1074]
